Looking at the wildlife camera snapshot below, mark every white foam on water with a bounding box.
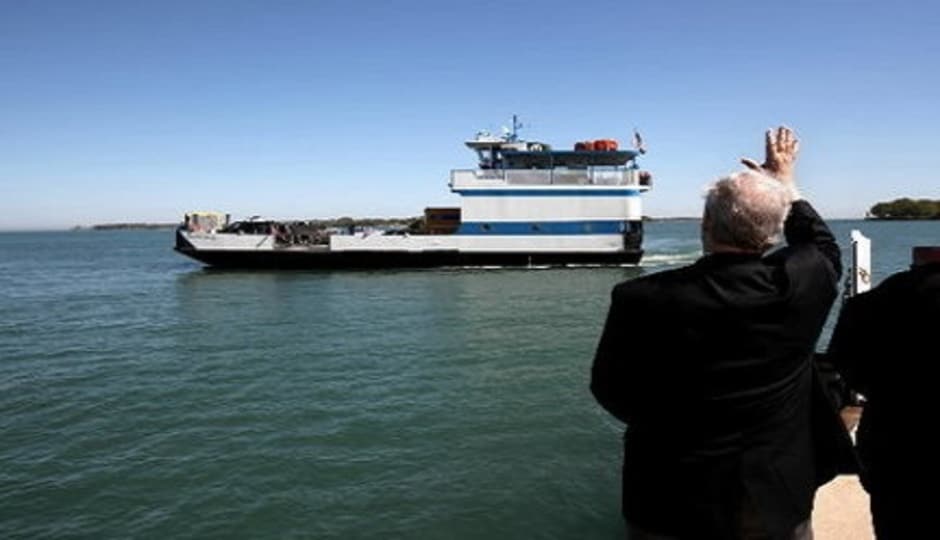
[640,251,701,267]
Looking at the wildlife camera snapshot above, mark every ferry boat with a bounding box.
[174,118,653,269]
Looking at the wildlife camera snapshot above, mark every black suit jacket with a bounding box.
[827,261,940,493]
[591,201,846,539]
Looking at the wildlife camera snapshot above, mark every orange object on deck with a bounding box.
[592,139,619,151]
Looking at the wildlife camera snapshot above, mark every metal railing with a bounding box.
[450,168,643,188]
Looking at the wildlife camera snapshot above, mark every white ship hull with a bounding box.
[175,226,644,269]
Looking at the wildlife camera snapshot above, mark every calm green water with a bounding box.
[1,220,937,539]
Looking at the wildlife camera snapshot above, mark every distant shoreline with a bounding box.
[73,218,705,230]
[863,216,940,221]
[74,223,178,231]
[644,216,699,222]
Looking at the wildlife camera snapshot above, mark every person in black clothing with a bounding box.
[827,246,940,539]
[591,127,853,539]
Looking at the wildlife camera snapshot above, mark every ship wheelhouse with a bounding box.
[450,124,651,246]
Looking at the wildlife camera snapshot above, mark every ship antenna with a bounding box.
[511,114,523,142]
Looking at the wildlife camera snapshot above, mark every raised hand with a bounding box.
[741,126,800,184]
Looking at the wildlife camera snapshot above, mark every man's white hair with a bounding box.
[704,170,792,252]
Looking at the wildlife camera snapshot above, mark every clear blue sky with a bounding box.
[2,0,938,229]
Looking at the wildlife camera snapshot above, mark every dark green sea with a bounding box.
[1,220,937,539]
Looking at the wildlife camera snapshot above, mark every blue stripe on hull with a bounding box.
[453,189,642,197]
[456,220,627,235]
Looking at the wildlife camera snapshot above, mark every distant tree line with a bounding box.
[82,216,424,231]
[868,198,940,220]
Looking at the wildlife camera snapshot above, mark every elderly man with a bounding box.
[591,127,846,539]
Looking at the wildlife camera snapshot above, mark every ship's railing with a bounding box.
[450,168,644,189]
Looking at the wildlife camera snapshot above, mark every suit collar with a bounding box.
[697,251,764,268]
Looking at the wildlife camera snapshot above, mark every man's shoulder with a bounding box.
[768,235,840,286]
[612,264,699,300]
[869,265,940,300]
[866,267,925,297]
[845,266,940,332]
[846,267,919,312]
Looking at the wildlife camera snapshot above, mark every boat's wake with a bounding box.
[640,251,701,268]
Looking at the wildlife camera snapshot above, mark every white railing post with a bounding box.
[849,230,872,296]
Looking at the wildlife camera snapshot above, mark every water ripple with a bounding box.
[4,222,924,538]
